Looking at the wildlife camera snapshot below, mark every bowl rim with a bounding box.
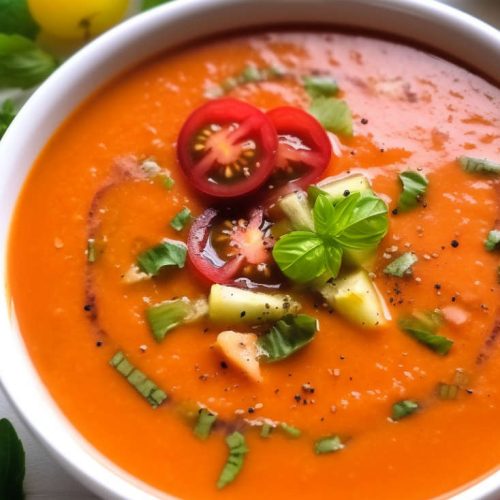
[0,0,499,499]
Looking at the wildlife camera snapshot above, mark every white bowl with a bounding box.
[0,0,498,498]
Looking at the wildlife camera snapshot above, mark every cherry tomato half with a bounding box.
[187,207,280,287]
[265,106,332,198]
[177,99,278,198]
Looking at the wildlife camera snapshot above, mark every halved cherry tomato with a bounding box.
[177,99,278,198]
[187,207,280,287]
[265,106,332,198]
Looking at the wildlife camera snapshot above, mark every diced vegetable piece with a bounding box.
[217,432,248,489]
[383,252,418,277]
[216,331,262,382]
[146,297,208,342]
[314,435,344,454]
[459,156,500,175]
[278,190,314,231]
[86,238,96,263]
[313,174,372,202]
[303,75,339,98]
[485,229,500,251]
[260,423,273,438]
[391,400,419,421]
[257,314,317,362]
[437,383,459,400]
[279,422,301,438]
[343,246,377,271]
[397,171,428,212]
[194,408,217,440]
[137,239,187,276]
[109,351,167,408]
[209,284,301,324]
[319,269,389,328]
[170,207,192,231]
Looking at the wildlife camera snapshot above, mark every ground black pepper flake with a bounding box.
[343,189,350,197]
[248,407,255,414]
[451,239,459,248]
[220,361,228,369]
[361,118,368,125]
[391,208,399,216]
[302,383,315,394]
[203,327,209,333]
[294,394,302,402]
[96,341,103,347]
[466,389,474,394]
[451,295,457,302]
[434,283,442,290]
[83,304,92,311]
[240,311,246,318]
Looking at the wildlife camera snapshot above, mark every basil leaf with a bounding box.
[217,432,248,489]
[303,75,338,98]
[485,229,500,251]
[194,408,217,440]
[309,96,353,136]
[399,312,453,355]
[258,314,318,362]
[313,194,336,235]
[0,418,25,500]
[325,243,343,277]
[272,231,326,283]
[383,252,418,277]
[391,400,419,421]
[332,194,389,249]
[459,156,500,175]
[314,435,344,454]
[397,171,428,212]
[0,34,57,89]
[0,0,39,39]
[109,352,167,408]
[137,240,187,276]
[141,0,172,10]
[170,207,191,231]
[0,99,15,139]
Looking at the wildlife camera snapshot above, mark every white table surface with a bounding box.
[1,1,498,499]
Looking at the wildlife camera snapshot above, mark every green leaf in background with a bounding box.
[257,314,318,362]
[0,418,25,500]
[141,0,172,11]
[0,0,39,39]
[303,75,338,99]
[397,170,428,212]
[0,99,16,139]
[0,34,57,89]
[309,96,353,136]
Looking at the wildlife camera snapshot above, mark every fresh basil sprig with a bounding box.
[0,418,25,500]
[273,193,388,283]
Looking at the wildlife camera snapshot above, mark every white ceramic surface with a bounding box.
[0,1,498,499]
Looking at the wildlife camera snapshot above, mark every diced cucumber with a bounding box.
[209,284,301,324]
[317,174,372,201]
[278,190,314,231]
[319,269,389,328]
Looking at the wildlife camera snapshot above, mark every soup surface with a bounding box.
[8,31,500,499]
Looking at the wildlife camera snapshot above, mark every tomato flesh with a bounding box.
[266,106,332,198]
[177,99,278,198]
[187,207,279,287]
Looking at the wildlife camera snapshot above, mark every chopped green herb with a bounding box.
[314,435,344,454]
[260,423,273,438]
[0,418,25,500]
[309,96,353,136]
[279,422,301,438]
[383,252,418,277]
[0,0,39,39]
[170,207,192,231]
[109,351,167,408]
[0,33,57,89]
[217,432,248,489]
[392,400,419,420]
[137,239,186,276]
[163,176,175,190]
[485,229,500,251]
[303,75,338,98]
[240,66,264,83]
[146,297,208,342]
[0,99,15,139]
[397,171,428,212]
[459,156,500,175]
[273,193,388,284]
[141,0,171,11]
[257,314,317,362]
[437,383,459,400]
[398,311,453,355]
[194,408,217,440]
[86,238,96,263]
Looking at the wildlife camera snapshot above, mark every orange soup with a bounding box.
[8,31,500,499]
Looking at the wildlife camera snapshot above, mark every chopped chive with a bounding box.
[86,238,96,263]
[459,156,500,175]
[217,432,248,489]
[485,229,500,251]
[437,383,459,400]
[383,252,418,277]
[303,75,338,98]
[109,351,167,408]
[163,176,175,190]
[391,400,419,421]
[193,408,217,440]
[170,207,192,231]
[137,239,186,276]
[397,171,428,212]
[279,422,301,438]
[260,423,273,438]
[240,66,263,83]
[314,435,344,454]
